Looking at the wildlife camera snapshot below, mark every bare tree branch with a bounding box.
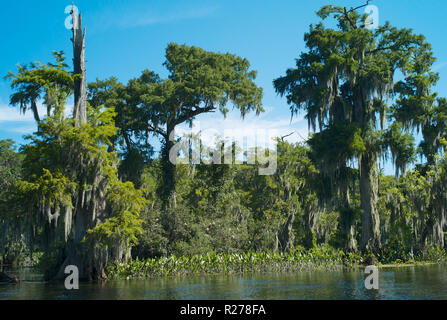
[281,131,296,141]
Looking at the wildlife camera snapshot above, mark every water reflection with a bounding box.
[0,265,446,300]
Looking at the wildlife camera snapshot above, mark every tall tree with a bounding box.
[392,47,446,168]
[274,4,434,252]
[6,6,145,280]
[307,124,363,251]
[391,32,447,248]
[91,43,264,208]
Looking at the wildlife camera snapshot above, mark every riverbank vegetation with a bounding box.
[1,3,447,280]
[109,245,447,279]
[109,247,363,279]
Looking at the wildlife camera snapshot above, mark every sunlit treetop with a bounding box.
[274,4,435,133]
[5,51,74,122]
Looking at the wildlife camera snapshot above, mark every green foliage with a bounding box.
[0,140,23,190]
[3,6,447,281]
[15,102,146,274]
[0,140,29,266]
[16,169,76,210]
[274,3,439,252]
[109,246,363,279]
[308,123,366,170]
[6,51,74,122]
[383,122,416,176]
[85,180,146,248]
[89,43,264,205]
[162,43,263,118]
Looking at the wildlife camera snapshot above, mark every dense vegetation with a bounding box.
[0,4,446,280]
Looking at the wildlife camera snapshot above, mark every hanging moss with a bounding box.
[17,106,145,280]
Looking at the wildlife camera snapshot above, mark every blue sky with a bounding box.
[1,0,446,173]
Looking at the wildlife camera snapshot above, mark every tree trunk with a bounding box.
[72,6,87,125]
[433,220,444,249]
[273,229,279,253]
[52,171,110,280]
[279,209,296,252]
[340,208,357,252]
[432,201,445,249]
[50,6,118,281]
[158,122,179,251]
[339,178,357,252]
[359,152,381,252]
[160,122,176,209]
[432,190,446,249]
[419,211,432,251]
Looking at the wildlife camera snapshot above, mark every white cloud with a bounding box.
[6,124,37,135]
[175,107,309,148]
[0,102,73,122]
[123,6,219,29]
[0,103,74,137]
[433,62,447,72]
[91,4,219,32]
[0,103,41,122]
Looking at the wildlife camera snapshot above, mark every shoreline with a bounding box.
[110,262,445,280]
[108,250,446,280]
[379,261,440,268]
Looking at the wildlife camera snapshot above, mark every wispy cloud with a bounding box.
[433,62,447,72]
[175,107,309,146]
[90,4,219,32]
[0,99,308,146]
[0,102,39,137]
[0,103,40,122]
[0,102,73,122]
[0,103,74,138]
[122,6,218,29]
[6,124,37,135]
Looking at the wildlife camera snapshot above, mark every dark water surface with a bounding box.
[1,264,446,300]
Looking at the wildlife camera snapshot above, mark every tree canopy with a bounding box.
[274,4,438,252]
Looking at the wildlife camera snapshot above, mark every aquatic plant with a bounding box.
[108,247,363,279]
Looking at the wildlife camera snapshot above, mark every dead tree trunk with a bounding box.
[72,5,87,126]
